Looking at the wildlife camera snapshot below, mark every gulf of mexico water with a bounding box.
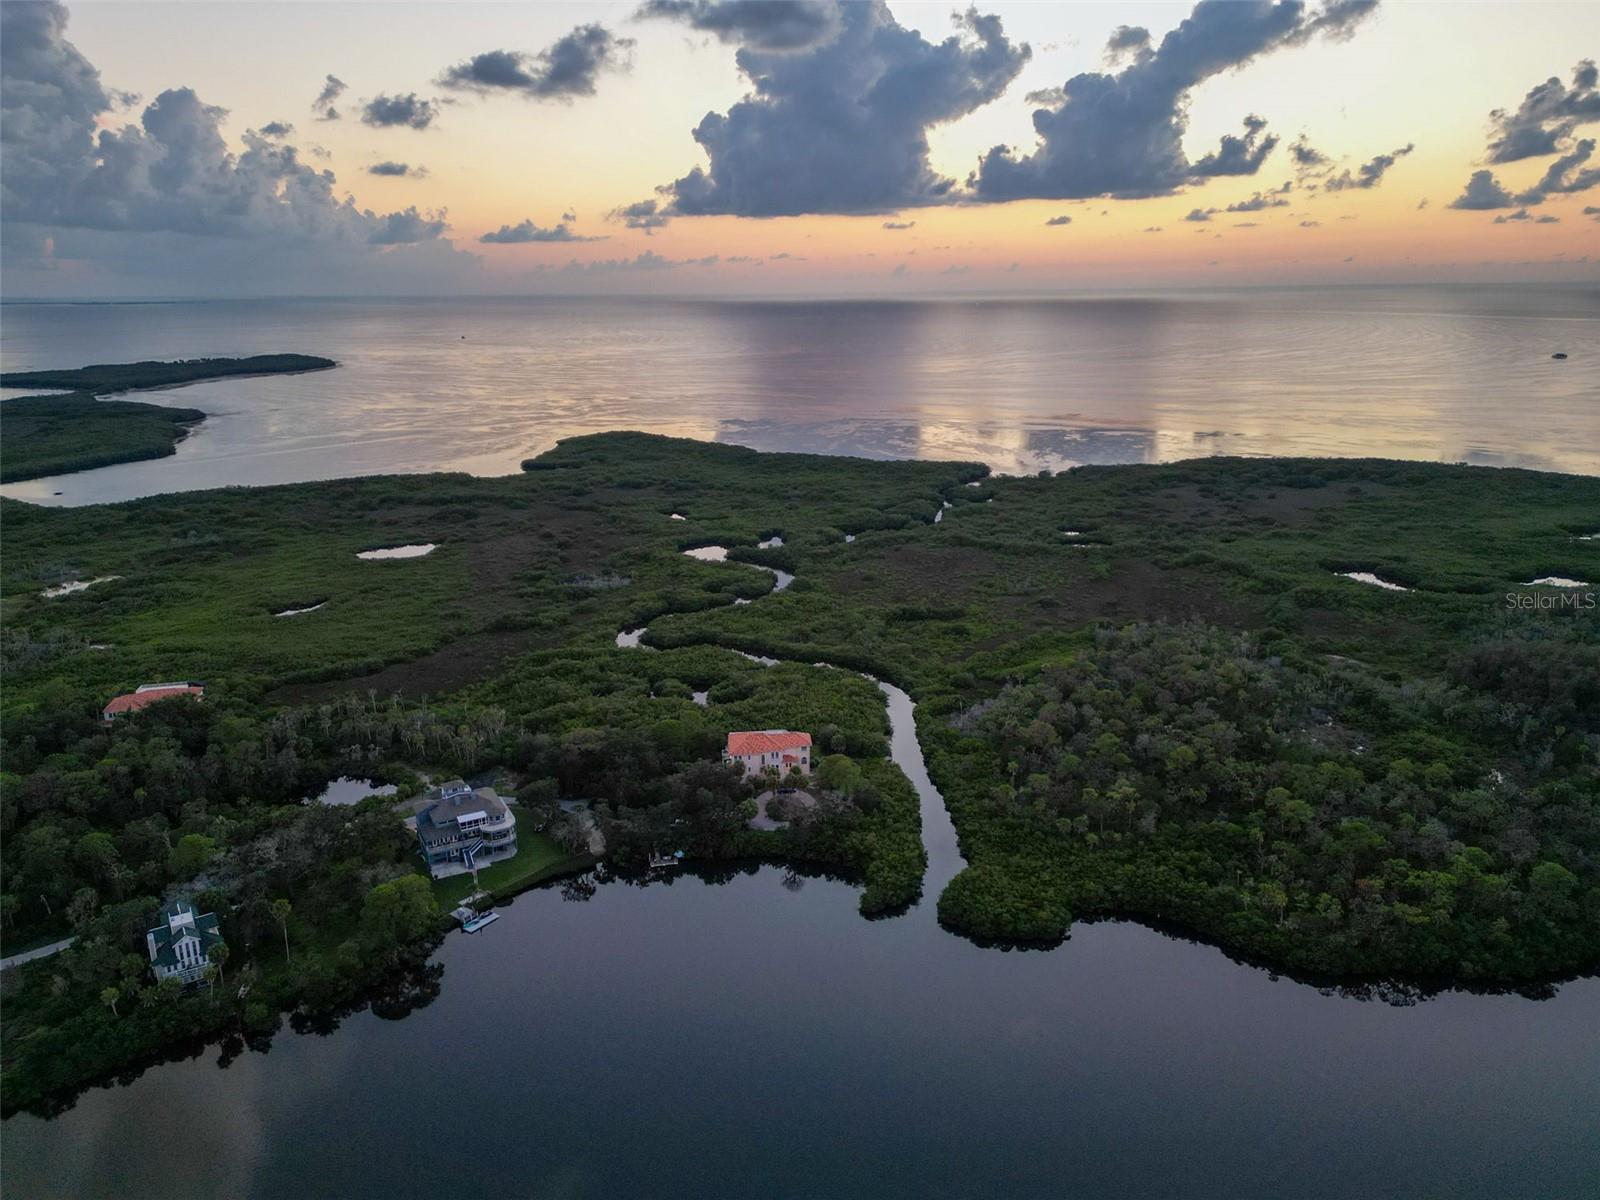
[1,284,1595,506]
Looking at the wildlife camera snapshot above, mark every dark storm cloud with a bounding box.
[1486,59,1600,164]
[479,219,602,243]
[313,73,346,120]
[646,1,1029,217]
[439,25,632,100]
[635,1,843,53]
[970,0,1377,202]
[1449,169,1515,210]
[1322,142,1412,190]
[367,161,426,177]
[361,93,440,129]
[259,121,294,137]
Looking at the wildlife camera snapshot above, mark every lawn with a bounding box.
[429,826,591,909]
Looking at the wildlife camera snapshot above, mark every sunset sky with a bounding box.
[3,0,1597,296]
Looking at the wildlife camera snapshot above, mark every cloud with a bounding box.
[1103,24,1152,65]
[367,161,426,177]
[558,250,719,273]
[1451,139,1600,210]
[1289,134,1329,174]
[439,25,633,100]
[1450,169,1515,210]
[882,220,915,229]
[635,1,843,53]
[0,3,473,294]
[1486,59,1599,164]
[361,93,440,129]
[970,0,1377,201]
[647,2,1029,217]
[1045,214,1072,225]
[1298,219,1320,227]
[610,197,671,233]
[1185,208,1215,222]
[1189,114,1279,178]
[1225,188,1291,211]
[1586,205,1600,222]
[1517,137,1600,201]
[479,219,602,243]
[313,73,346,120]
[259,121,294,138]
[368,207,449,243]
[1491,208,1560,225]
[1323,142,1413,190]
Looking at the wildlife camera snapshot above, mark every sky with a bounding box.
[2,0,1597,297]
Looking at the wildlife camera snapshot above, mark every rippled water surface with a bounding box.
[2,285,1595,506]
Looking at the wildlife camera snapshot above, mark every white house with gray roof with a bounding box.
[146,899,222,985]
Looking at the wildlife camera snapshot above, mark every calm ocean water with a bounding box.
[1,285,1596,505]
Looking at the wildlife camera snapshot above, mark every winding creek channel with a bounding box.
[3,550,1597,1198]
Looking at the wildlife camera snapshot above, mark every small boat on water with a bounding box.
[648,850,686,870]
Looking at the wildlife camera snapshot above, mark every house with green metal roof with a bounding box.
[146,898,222,985]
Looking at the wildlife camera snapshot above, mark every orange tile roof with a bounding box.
[726,730,812,756]
[103,685,204,716]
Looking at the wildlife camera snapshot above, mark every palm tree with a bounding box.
[207,940,230,989]
[271,899,293,963]
[101,985,120,1017]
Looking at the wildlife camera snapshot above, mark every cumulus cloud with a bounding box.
[635,1,843,53]
[0,2,472,294]
[1045,214,1072,225]
[1517,138,1600,201]
[313,73,346,120]
[1449,61,1600,214]
[1185,208,1215,222]
[479,218,602,243]
[1226,188,1291,211]
[1189,114,1279,178]
[367,161,426,177]
[647,1,1029,217]
[970,0,1377,201]
[610,197,671,233]
[1323,142,1413,190]
[1450,169,1516,210]
[259,121,294,138]
[559,250,719,272]
[361,93,440,129]
[439,25,632,100]
[368,207,449,243]
[1103,24,1152,65]
[1486,59,1599,164]
[1289,134,1330,174]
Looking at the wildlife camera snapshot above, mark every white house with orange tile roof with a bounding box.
[724,730,812,777]
[102,682,205,722]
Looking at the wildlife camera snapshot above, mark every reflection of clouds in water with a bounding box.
[717,419,1241,475]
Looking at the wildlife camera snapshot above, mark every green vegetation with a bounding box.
[1,431,1596,1110]
[0,355,334,482]
[1,393,206,483]
[431,829,588,909]
[0,354,335,394]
